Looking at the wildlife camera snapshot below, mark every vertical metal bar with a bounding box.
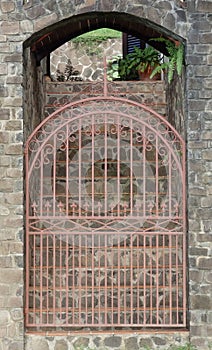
[111,235,114,325]
[40,234,43,325]
[149,235,153,325]
[78,233,82,324]
[117,234,121,325]
[156,234,159,324]
[155,136,159,216]
[25,149,30,326]
[65,234,69,325]
[168,153,172,217]
[72,234,75,325]
[143,235,146,325]
[66,124,69,216]
[169,234,172,324]
[85,234,88,325]
[91,233,95,325]
[130,119,133,214]
[117,117,120,217]
[91,118,95,216]
[78,119,82,216]
[104,234,107,325]
[53,135,56,216]
[137,234,140,325]
[46,235,49,325]
[123,234,127,324]
[163,234,166,324]
[40,151,44,216]
[130,233,133,325]
[143,126,146,217]
[104,117,107,216]
[176,235,179,325]
[33,235,36,324]
[98,234,101,325]
[53,234,56,324]
[59,234,62,322]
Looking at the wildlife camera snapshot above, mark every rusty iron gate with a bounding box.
[25,95,186,330]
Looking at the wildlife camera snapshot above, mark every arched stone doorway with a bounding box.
[23,10,186,140]
[23,5,188,349]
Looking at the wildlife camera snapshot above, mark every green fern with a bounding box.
[150,37,184,83]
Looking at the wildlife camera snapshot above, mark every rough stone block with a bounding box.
[0,310,10,326]
[188,100,206,111]
[0,21,20,34]
[25,339,49,350]
[54,340,68,350]
[203,78,212,89]
[197,257,212,270]
[0,179,14,192]
[5,144,23,155]
[0,256,13,268]
[0,108,10,119]
[200,33,212,44]
[73,337,89,349]
[34,13,58,31]
[189,247,209,256]
[124,337,139,350]
[4,296,23,308]
[11,308,23,321]
[0,268,22,284]
[104,336,122,348]
[190,269,204,286]
[152,336,167,345]
[139,337,154,348]
[0,2,15,13]
[191,294,212,309]
[202,150,212,160]
[197,0,212,12]
[5,121,22,131]
[201,196,212,208]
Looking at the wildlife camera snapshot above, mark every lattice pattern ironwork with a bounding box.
[25,97,186,330]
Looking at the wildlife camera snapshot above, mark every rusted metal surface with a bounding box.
[25,95,186,330]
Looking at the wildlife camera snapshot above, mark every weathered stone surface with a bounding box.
[25,339,49,350]
[197,257,212,270]
[73,337,89,349]
[124,337,139,350]
[104,336,122,348]
[139,337,154,348]
[191,295,212,310]
[54,340,68,350]
[0,1,212,349]
[0,310,10,326]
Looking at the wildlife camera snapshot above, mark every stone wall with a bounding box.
[44,80,167,117]
[186,2,212,348]
[0,0,211,349]
[25,332,190,350]
[50,38,122,81]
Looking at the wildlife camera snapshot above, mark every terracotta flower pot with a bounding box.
[138,65,161,81]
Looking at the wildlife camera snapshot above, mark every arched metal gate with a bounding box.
[25,97,186,330]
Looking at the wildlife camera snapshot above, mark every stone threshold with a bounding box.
[26,329,189,336]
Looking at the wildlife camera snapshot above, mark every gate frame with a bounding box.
[25,95,187,331]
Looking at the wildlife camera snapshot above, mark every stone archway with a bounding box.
[23,9,186,139]
[23,3,188,349]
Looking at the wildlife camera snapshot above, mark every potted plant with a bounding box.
[150,38,184,83]
[118,46,162,81]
